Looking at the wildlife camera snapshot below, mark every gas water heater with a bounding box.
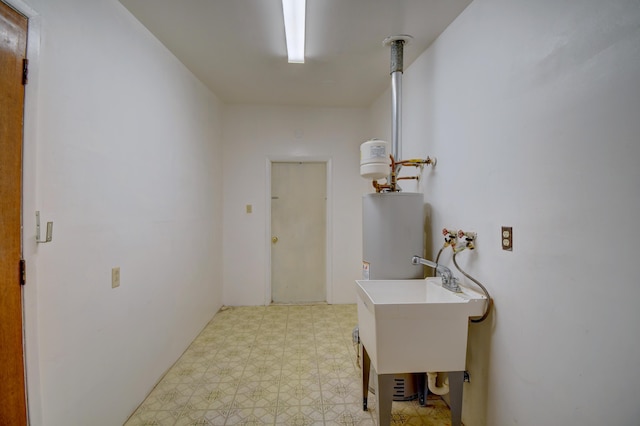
[362,192,424,281]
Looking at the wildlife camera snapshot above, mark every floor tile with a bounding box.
[274,404,325,425]
[184,382,237,411]
[124,409,182,426]
[234,381,279,407]
[125,305,455,425]
[323,403,375,425]
[224,406,277,425]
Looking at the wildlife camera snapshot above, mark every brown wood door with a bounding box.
[0,1,28,424]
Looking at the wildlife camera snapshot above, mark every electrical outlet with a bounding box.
[246,204,252,214]
[112,267,120,288]
[501,227,513,251]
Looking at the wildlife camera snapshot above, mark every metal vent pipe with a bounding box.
[390,39,404,162]
[384,35,412,186]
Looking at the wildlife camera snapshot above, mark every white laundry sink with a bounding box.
[356,277,486,374]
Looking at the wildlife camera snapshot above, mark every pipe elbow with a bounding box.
[427,372,449,396]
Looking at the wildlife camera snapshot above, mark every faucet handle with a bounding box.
[444,277,462,293]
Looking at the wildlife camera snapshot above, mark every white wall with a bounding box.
[20,0,224,424]
[222,105,371,306]
[371,0,640,424]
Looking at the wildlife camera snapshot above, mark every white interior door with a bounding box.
[271,162,326,303]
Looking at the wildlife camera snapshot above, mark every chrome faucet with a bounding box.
[411,255,461,292]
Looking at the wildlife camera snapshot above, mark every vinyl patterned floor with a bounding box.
[125,304,454,425]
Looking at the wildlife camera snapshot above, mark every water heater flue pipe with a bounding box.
[384,35,412,186]
[390,37,404,162]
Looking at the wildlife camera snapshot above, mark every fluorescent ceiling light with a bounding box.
[282,0,306,63]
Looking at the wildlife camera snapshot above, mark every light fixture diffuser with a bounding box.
[282,0,306,63]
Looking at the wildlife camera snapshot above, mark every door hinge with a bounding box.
[22,58,29,85]
[19,259,26,286]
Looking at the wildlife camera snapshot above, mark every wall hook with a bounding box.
[36,211,53,243]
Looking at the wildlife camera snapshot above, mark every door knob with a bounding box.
[272,236,279,244]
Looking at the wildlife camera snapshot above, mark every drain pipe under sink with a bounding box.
[427,372,450,396]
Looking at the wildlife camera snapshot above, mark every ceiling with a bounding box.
[118,0,472,107]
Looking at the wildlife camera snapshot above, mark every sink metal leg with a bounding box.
[417,373,426,406]
[449,371,464,426]
[362,346,371,411]
[377,374,394,426]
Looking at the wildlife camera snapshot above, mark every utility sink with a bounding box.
[356,277,486,374]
